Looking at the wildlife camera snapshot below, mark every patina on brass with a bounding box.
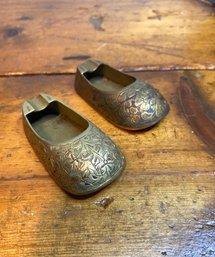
[22,93,125,195]
[75,59,169,130]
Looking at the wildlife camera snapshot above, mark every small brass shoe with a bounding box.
[75,59,169,130]
[22,93,125,195]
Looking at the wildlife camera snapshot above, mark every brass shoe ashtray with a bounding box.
[22,93,125,195]
[75,59,169,130]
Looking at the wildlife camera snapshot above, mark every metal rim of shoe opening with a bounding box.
[75,59,169,130]
[22,93,126,196]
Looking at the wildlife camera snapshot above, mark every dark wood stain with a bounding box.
[179,74,215,156]
[89,15,105,31]
[62,55,91,61]
[93,196,114,208]
[3,27,23,38]
[19,15,33,21]
[200,0,215,6]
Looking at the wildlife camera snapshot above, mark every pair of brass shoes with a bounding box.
[23,60,169,196]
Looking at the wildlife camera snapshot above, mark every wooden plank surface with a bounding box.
[0,0,215,256]
[0,175,214,257]
[0,71,215,256]
[0,0,214,75]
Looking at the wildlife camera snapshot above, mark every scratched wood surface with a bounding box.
[0,71,215,257]
[0,0,214,75]
[0,0,215,256]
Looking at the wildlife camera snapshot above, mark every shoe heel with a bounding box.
[77,59,102,74]
[23,93,55,115]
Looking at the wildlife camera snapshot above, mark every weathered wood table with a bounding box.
[0,1,214,256]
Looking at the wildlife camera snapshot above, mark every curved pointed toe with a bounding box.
[22,93,125,195]
[75,59,169,130]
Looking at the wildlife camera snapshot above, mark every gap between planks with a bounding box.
[0,170,214,183]
[0,66,215,78]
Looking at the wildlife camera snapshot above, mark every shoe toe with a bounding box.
[117,82,169,130]
[48,125,125,195]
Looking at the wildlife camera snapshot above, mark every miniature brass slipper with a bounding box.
[22,93,125,195]
[75,59,169,130]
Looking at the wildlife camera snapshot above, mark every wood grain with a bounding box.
[0,175,214,257]
[0,71,215,256]
[179,71,215,155]
[1,1,214,255]
[0,0,214,75]
[183,71,215,113]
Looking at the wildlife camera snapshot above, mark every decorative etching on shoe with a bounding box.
[93,81,168,128]
[25,123,124,193]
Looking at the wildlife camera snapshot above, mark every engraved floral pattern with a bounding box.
[24,122,125,195]
[88,80,169,129]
